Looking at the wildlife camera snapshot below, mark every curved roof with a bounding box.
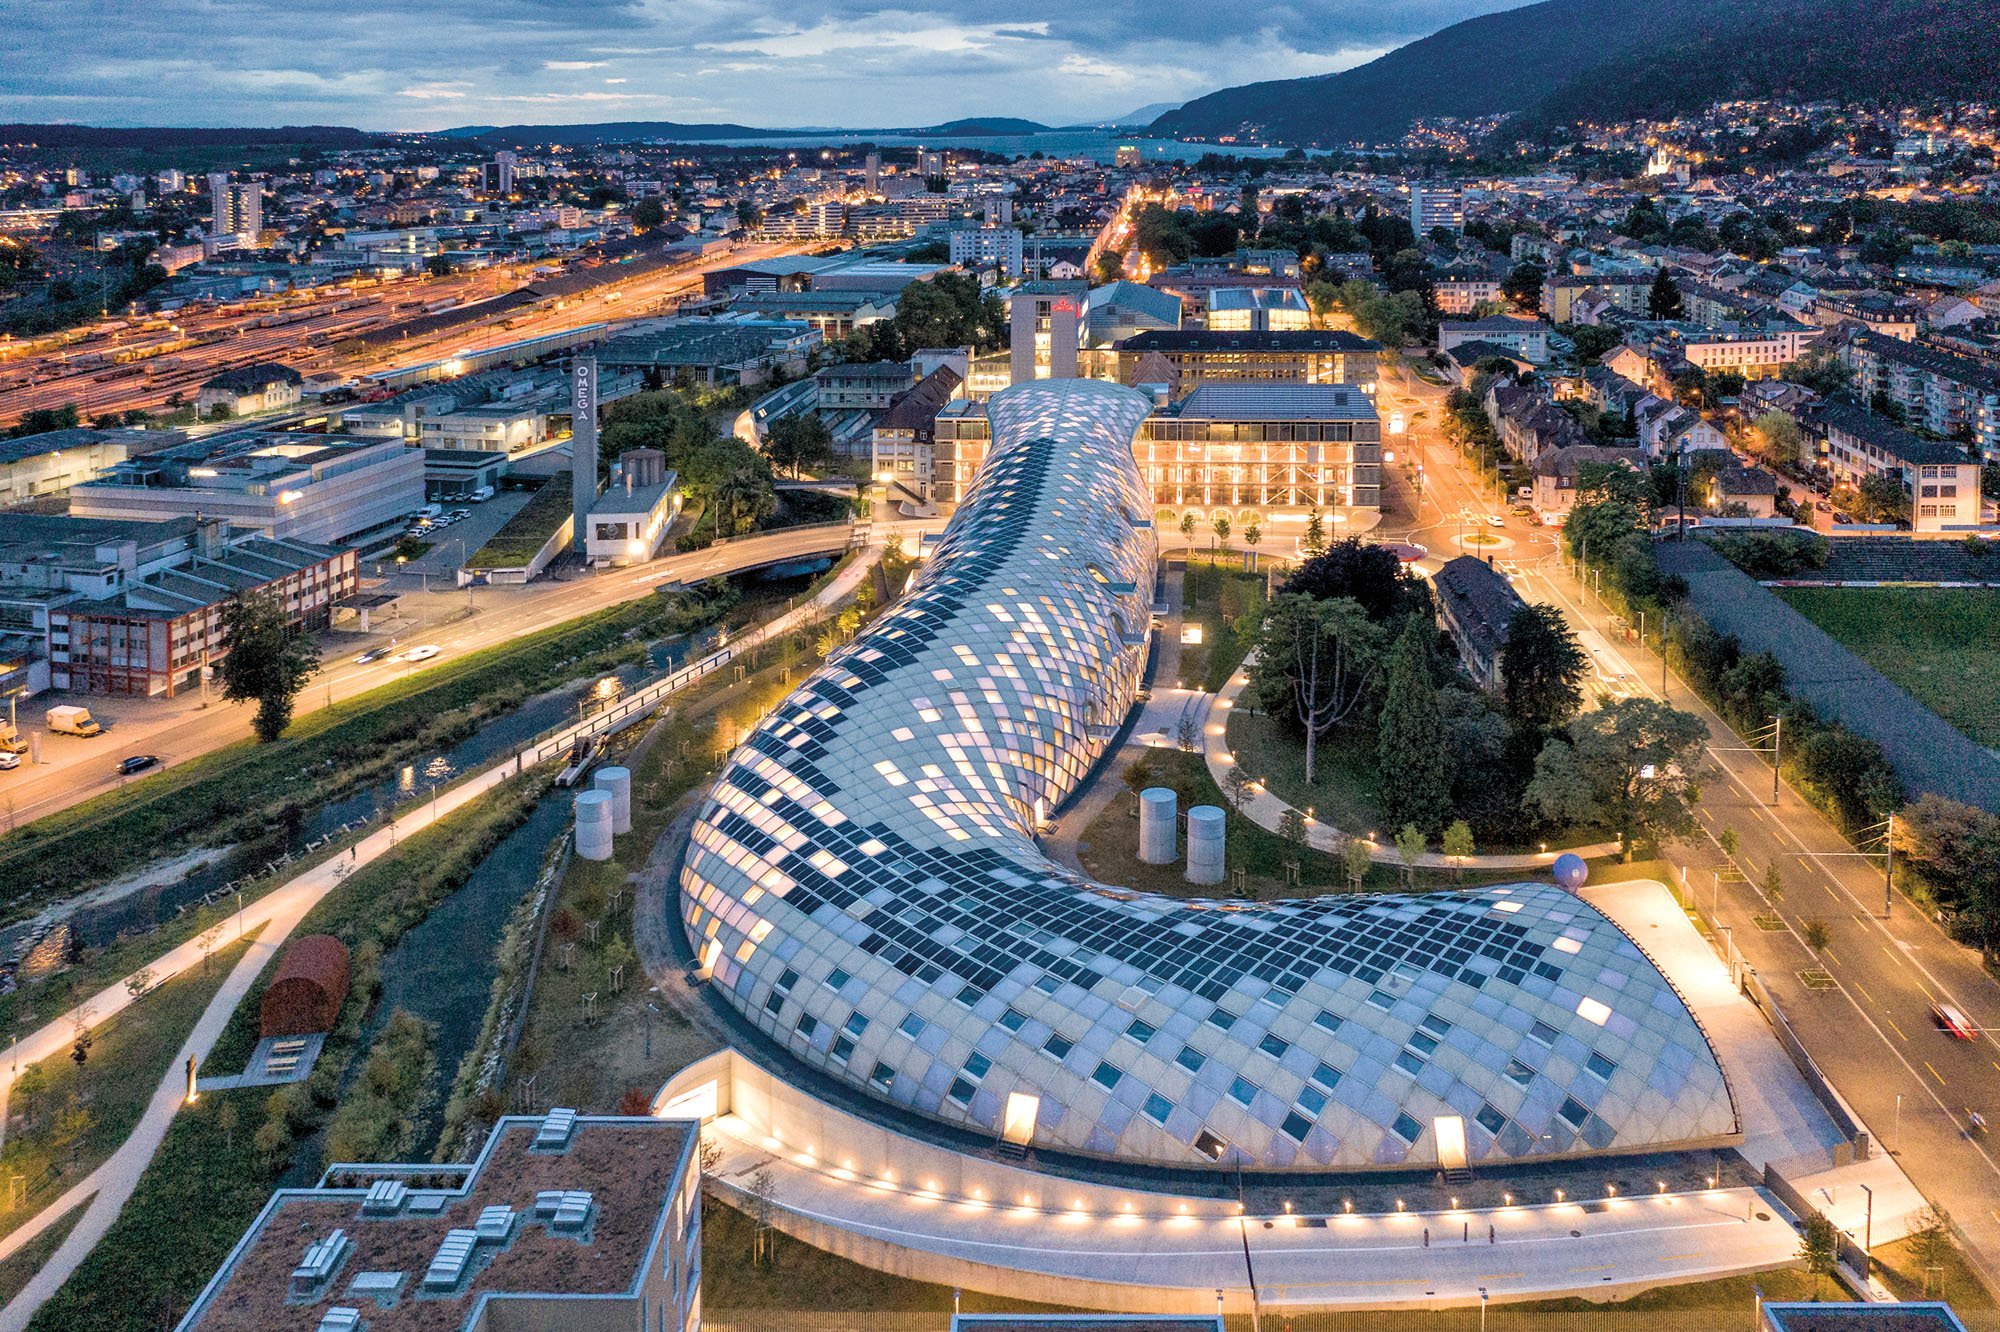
[680,378,1735,1171]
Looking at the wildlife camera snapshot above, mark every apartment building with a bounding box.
[1819,402,1982,533]
[1841,331,2000,462]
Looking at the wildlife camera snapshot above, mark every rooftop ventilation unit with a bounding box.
[290,1229,352,1300]
[534,1107,578,1151]
[536,1189,596,1231]
[474,1205,516,1242]
[423,1229,479,1291]
[361,1180,408,1216]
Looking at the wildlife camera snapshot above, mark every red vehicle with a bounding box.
[1933,1002,1978,1040]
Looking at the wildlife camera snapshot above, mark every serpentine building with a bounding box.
[680,378,1737,1172]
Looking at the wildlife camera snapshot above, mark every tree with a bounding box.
[1761,861,1785,906]
[1646,268,1683,320]
[1500,262,1545,314]
[1500,603,1588,734]
[1377,620,1452,836]
[1797,1210,1840,1297]
[1907,1203,1956,1296]
[1301,507,1327,558]
[763,413,834,479]
[631,197,667,230]
[1282,537,1427,625]
[1748,410,1801,467]
[1525,698,1708,853]
[1250,594,1383,785]
[217,590,320,742]
[1224,762,1252,812]
[1341,837,1372,891]
[1394,823,1426,886]
[1441,820,1474,879]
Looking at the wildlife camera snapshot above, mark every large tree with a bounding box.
[1281,536,1427,625]
[218,590,320,742]
[763,413,835,479]
[1376,620,1452,835]
[1646,267,1683,320]
[1500,603,1588,734]
[1500,261,1545,314]
[1250,593,1383,785]
[1525,697,1707,852]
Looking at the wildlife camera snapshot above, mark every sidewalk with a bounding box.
[0,541,883,1332]
[1199,653,1622,869]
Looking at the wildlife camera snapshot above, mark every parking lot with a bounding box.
[369,488,534,580]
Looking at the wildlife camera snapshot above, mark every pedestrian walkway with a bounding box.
[1200,654,1622,869]
[0,541,884,1332]
[673,1046,1799,1313]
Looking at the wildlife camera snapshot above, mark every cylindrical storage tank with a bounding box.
[575,789,615,861]
[1138,787,1178,864]
[1186,805,1226,885]
[593,766,633,835]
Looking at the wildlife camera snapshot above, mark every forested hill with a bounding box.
[1151,0,2000,147]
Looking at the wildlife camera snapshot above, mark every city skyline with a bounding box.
[0,0,1526,131]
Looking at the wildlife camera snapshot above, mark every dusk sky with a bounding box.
[1,0,1525,130]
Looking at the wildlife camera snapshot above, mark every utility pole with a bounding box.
[1883,812,1895,919]
[1770,715,1782,806]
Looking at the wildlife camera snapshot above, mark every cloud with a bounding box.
[0,0,1525,130]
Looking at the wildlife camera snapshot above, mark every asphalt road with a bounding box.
[0,522,866,832]
[1372,353,2000,1292]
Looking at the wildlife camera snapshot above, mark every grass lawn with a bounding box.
[1870,1230,1997,1309]
[0,1197,86,1308]
[1775,587,2000,747]
[1176,556,1265,694]
[0,930,258,1243]
[25,1084,275,1332]
[1223,710,1611,857]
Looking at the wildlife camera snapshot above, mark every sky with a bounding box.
[0,0,1526,131]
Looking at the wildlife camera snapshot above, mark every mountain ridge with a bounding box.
[1151,0,2000,147]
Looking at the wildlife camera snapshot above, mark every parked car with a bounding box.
[401,644,441,662]
[117,754,160,776]
[1933,1002,1978,1040]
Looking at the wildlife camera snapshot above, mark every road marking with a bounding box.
[1925,1060,1946,1086]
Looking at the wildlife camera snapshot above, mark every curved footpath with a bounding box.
[0,544,882,1332]
[1202,653,1623,869]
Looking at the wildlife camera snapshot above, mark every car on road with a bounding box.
[401,644,442,662]
[117,754,160,776]
[355,646,394,664]
[1933,1001,1978,1040]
